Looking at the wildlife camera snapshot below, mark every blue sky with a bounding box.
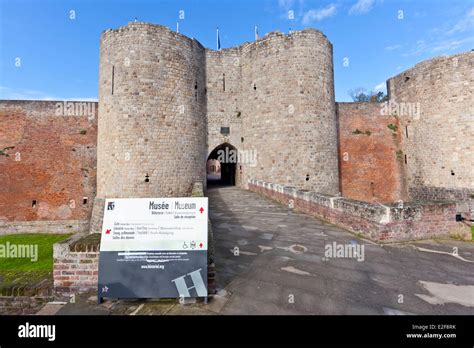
[0,0,472,102]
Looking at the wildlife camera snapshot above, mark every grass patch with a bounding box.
[472,225,474,240]
[0,233,71,271]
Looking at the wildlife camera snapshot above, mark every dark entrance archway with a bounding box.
[206,143,237,186]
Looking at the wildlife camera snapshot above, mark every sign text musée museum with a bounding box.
[98,197,208,301]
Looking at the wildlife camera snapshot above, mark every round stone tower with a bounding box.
[90,22,207,232]
[240,29,339,194]
[388,51,474,202]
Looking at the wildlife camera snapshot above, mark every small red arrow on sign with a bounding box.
[199,207,204,213]
[105,229,111,234]
[199,242,203,248]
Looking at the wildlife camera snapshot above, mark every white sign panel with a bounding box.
[98,197,208,300]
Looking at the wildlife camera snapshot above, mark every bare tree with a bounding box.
[348,87,370,102]
[348,87,388,102]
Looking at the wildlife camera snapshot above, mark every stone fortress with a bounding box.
[0,22,472,241]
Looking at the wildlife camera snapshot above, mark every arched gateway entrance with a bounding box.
[206,143,237,186]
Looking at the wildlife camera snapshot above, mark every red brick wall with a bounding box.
[0,100,97,224]
[248,179,466,243]
[53,237,99,295]
[336,102,406,203]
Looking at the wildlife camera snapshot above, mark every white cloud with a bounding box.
[401,40,428,57]
[276,0,306,21]
[405,7,474,56]
[373,82,386,92]
[302,4,337,24]
[431,37,474,52]
[446,7,474,35]
[349,0,375,15]
[385,44,401,51]
[0,86,57,100]
[0,86,97,101]
[401,7,474,57]
[278,0,295,10]
[402,36,474,56]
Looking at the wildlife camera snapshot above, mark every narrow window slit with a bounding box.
[111,65,115,95]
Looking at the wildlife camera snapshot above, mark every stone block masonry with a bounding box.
[0,270,54,314]
[90,23,341,233]
[388,51,474,205]
[0,21,472,243]
[91,22,209,233]
[0,219,90,235]
[248,179,470,243]
[97,23,207,200]
[0,295,53,315]
[205,29,340,194]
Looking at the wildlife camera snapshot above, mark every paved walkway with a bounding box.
[209,186,474,315]
[47,186,474,315]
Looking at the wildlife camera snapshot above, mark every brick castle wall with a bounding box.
[1,22,472,236]
[336,102,407,203]
[0,100,97,233]
[53,234,99,295]
[249,179,469,242]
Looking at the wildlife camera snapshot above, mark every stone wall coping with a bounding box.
[0,219,90,225]
[209,27,331,54]
[239,28,332,56]
[387,50,473,83]
[0,220,91,235]
[53,233,88,258]
[101,22,331,55]
[101,21,206,49]
[248,178,457,225]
